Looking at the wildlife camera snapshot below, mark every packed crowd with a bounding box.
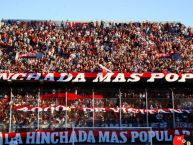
[0,20,193,73]
[0,88,193,132]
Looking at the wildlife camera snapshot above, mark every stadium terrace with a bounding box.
[0,72,193,82]
[1,20,193,145]
[0,20,193,73]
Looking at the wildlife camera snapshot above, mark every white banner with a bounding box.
[0,72,193,82]
[1,129,192,144]
[14,106,192,114]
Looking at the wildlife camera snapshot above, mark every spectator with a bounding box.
[0,20,192,73]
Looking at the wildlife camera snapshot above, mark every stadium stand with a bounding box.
[1,20,193,144]
[0,20,193,73]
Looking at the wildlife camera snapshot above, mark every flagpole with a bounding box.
[145,89,149,127]
[171,88,176,128]
[92,88,95,128]
[119,89,122,127]
[9,88,13,132]
[37,88,40,130]
[65,88,68,128]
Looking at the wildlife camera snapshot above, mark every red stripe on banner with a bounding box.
[40,93,103,100]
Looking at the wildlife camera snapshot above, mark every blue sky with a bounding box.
[0,0,193,27]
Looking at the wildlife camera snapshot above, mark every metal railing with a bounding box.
[0,88,193,132]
